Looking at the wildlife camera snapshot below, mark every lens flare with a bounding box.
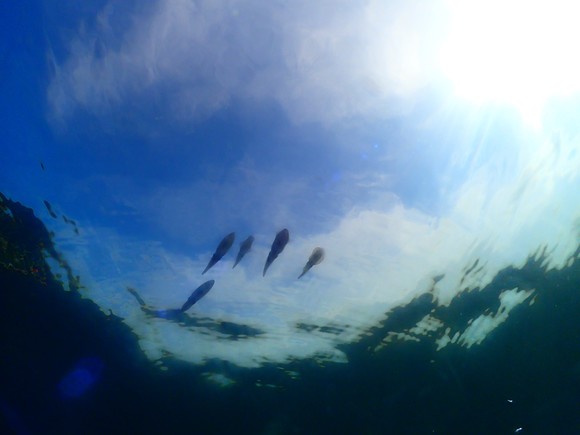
[58,357,104,399]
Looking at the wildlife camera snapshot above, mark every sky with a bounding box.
[2,0,580,369]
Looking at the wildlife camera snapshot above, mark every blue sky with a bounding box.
[2,0,580,369]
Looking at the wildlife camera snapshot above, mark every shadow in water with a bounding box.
[126,286,265,340]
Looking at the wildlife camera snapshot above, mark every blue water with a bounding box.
[2,2,580,434]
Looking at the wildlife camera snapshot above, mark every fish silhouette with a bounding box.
[43,200,57,218]
[298,247,325,279]
[181,280,215,312]
[202,232,235,274]
[233,235,254,268]
[263,228,289,277]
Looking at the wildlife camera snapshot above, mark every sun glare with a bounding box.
[440,0,580,126]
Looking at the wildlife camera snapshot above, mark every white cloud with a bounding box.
[47,0,447,126]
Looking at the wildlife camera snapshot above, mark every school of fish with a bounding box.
[130,229,325,313]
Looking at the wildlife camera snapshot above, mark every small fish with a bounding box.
[298,247,325,279]
[263,228,289,277]
[63,215,80,235]
[43,200,57,218]
[202,232,235,274]
[40,161,45,171]
[233,235,254,268]
[181,280,215,312]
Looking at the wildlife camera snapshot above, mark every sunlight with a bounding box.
[440,0,580,127]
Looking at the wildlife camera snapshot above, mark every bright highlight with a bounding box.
[441,0,580,125]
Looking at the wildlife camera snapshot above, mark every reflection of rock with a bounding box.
[263,229,289,277]
[203,232,235,274]
[298,247,325,279]
[295,322,345,335]
[233,235,254,269]
[1,193,79,290]
[460,258,483,285]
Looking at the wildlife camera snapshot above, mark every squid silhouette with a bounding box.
[181,280,215,312]
[233,235,254,268]
[202,232,235,274]
[298,247,325,279]
[263,228,289,276]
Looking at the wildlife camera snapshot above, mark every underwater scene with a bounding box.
[1,1,580,434]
